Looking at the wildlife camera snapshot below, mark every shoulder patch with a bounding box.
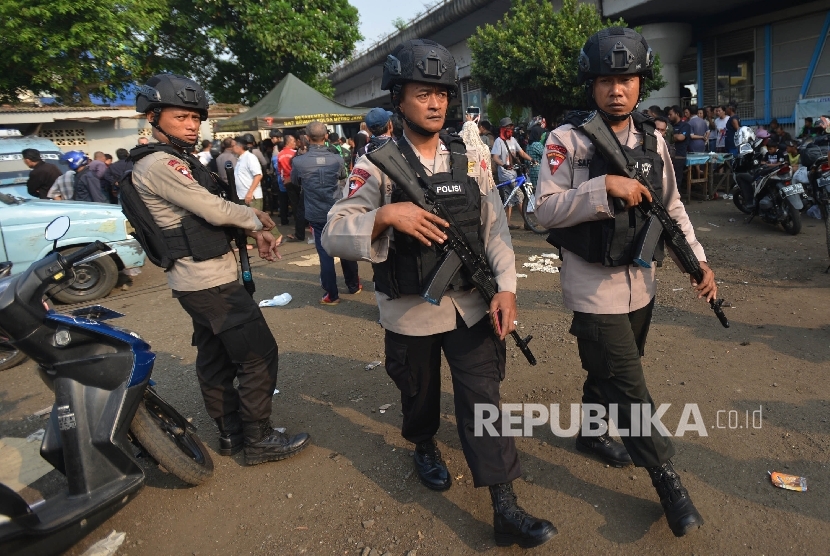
[467,159,475,174]
[546,144,567,176]
[352,167,371,181]
[167,159,193,180]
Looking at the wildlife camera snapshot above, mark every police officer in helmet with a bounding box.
[322,40,556,548]
[535,28,716,537]
[129,74,311,465]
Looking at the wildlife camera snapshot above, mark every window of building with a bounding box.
[717,53,755,112]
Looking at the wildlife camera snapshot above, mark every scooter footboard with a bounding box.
[0,475,143,556]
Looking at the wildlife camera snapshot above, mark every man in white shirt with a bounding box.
[714,106,729,152]
[491,117,532,227]
[232,137,264,209]
[196,140,213,166]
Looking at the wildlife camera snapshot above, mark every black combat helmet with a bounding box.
[577,27,654,84]
[136,74,208,149]
[381,39,458,99]
[578,27,654,121]
[381,39,457,136]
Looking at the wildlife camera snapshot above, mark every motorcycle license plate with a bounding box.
[780,183,804,195]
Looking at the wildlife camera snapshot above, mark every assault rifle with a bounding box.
[572,110,729,328]
[224,161,256,296]
[367,140,537,365]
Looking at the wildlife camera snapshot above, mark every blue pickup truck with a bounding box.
[0,192,145,304]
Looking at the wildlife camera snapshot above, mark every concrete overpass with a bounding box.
[330,0,829,128]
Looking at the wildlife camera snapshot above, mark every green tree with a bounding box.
[150,0,362,105]
[469,0,666,119]
[0,0,167,104]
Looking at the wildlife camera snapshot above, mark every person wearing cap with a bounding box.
[322,39,556,549]
[491,117,533,228]
[355,107,395,159]
[535,27,715,538]
[128,74,311,466]
[784,139,800,170]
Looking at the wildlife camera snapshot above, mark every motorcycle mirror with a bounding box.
[44,216,70,251]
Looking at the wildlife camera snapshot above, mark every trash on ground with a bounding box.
[769,471,807,491]
[273,389,280,395]
[80,530,126,556]
[672,288,684,292]
[379,403,393,413]
[26,429,45,443]
[365,361,382,371]
[523,254,560,274]
[707,222,720,227]
[32,406,52,417]
[806,205,822,219]
[288,254,340,267]
[516,273,528,278]
[259,293,292,307]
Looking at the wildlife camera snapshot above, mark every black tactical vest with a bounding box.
[547,112,665,266]
[372,134,483,299]
[121,144,231,270]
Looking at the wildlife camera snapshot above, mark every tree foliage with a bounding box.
[0,0,361,105]
[149,0,362,105]
[469,0,666,119]
[0,0,167,104]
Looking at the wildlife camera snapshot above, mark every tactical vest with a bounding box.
[121,143,231,270]
[547,112,665,266]
[371,133,484,299]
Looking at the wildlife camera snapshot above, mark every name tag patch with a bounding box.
[435,183,463,195]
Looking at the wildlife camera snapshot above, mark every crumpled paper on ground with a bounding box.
[80,530,125,556]
[523,254,560,274]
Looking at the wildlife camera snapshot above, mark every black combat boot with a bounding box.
[215,412,244,456]
[576,431,633,467]
[647,461,704,537]
[242,419,311,466]
[413,438,451,491]
[489,482,557,548]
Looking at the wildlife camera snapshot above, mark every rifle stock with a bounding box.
[574,111,729,328]
[367,141,537,364]
[224,162,256,297]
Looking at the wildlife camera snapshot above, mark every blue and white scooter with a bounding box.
[0,216,213,556]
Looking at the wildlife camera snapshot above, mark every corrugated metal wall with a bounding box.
[770,15,826,119]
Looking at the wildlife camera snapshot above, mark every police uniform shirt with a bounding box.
[132,150,262,292]
[322,121,516,336]
[534,117,706,314]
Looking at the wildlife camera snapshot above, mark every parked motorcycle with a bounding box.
[0,262,28,371]
[731,127,803,235]
[804,154,830,271]
[0,216,213,556]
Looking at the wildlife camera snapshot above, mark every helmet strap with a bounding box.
[150,108,198,151]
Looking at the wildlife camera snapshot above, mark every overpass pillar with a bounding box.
[639,23,692,111]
